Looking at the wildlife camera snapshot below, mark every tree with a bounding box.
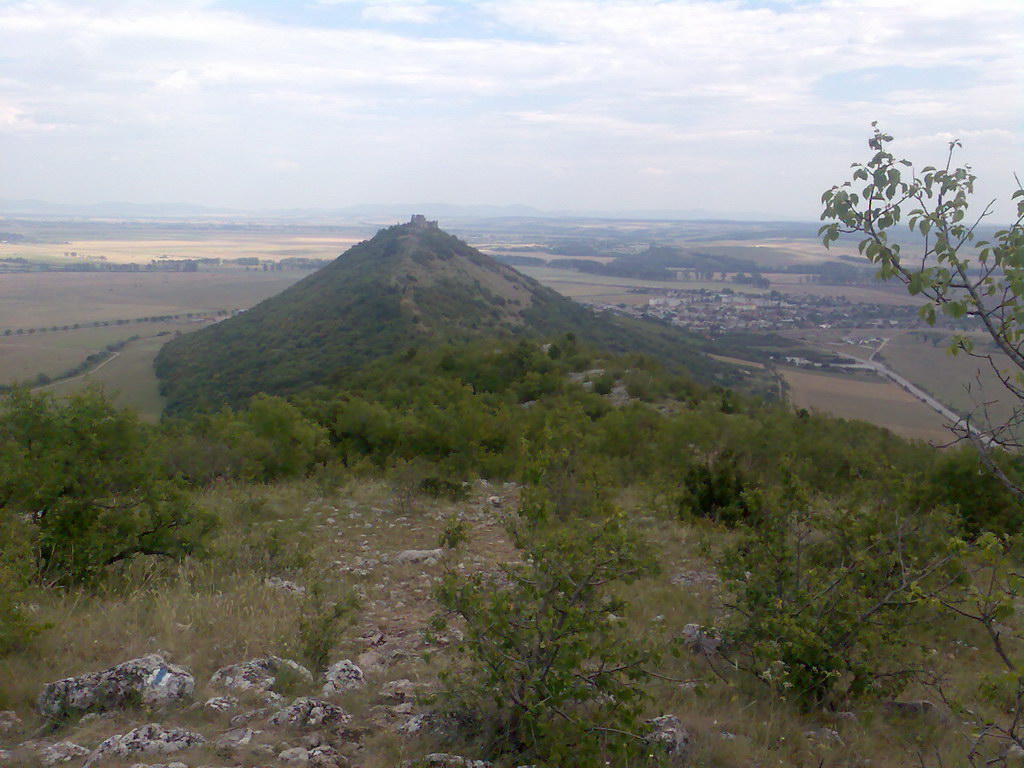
[0,388,215,584]
[819,124,1024,493]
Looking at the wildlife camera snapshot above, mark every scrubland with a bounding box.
[2,339,1023,767]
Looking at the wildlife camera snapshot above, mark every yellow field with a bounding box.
[2,233,358,266]
[781,367,952,443]
[711,238,863,264]
[709,354,765,369]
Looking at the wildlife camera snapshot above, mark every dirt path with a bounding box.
[32,351,121,391]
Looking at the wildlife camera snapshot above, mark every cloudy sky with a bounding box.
[1,0,1021,219]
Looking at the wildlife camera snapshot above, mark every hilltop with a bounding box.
[154,216,744,414]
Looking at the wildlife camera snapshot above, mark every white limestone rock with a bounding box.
[37,654,194,718]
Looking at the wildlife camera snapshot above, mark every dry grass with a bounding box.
[0,475,1004,767]
[0,476,525,766]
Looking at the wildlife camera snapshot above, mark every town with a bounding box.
[588,286,938,335]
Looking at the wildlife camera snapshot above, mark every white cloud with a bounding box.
[362,3,441,23]
[0,0,1020,216]
[155,69,198,92]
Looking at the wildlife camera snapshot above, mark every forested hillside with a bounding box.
[154,218,754,414]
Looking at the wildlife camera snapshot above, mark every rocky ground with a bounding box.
[0,477,957,767]
[0,481,526,767]
[0,480,702,767]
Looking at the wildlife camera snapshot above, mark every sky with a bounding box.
[1,0,1022,220]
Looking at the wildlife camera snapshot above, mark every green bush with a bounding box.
[296,581,359,676]
[717,478,960,708]
[433,496,659,763]
[672,450,750,527]
[163,395,330,484]
[918,447,1024,535]
[0,388,216,585]
[0,514,45,655]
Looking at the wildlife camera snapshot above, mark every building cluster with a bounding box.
[585,288,923,335]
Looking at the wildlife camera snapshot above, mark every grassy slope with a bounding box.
[0,477,979,767]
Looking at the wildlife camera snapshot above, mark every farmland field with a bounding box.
[781,366,952,443]
[709,354,765,369]
[0,270,303,331]
[1,231,360,266]
[876,332,1018,428]
[783,328,901,362]
[769,279,917,305]
[39,334,170,420]
[0,320,202,385]
[517,265,918,306]
[0,269,306,415]
[482,249,617,264]
[788,328,1021,430]
[517,266,767,297]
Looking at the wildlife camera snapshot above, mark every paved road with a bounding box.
[828,345,994,444]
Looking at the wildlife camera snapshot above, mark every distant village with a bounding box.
[0,255,330,273]
[586,287,933,335]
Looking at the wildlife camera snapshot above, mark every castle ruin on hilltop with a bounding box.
[409,214,439,229]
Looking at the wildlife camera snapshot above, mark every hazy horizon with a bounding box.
[2,0,1022,221]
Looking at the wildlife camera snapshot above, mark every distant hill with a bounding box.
[154,216,743,413]
[0,197,809,223]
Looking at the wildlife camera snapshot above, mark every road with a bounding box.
[827,345,994,444]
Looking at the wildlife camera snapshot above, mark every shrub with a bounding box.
[210,395,330,482]
[592,372,616,396]
[671,450,750,527]
[918,447,1024,535]
[0,515,45,655]
[717,478,960,708]
[433,496,659,763]
[296,581,359,676]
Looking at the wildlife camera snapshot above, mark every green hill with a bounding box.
[154,216,744,413]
